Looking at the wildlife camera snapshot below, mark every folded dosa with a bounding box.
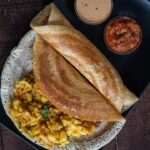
[31,3,138,112]
[33,35,124,122]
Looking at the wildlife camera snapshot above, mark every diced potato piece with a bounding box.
[47,121,63,132]
[36,134,52,146]
[14,81,32,96]
[59,131,68,143]
[60,115,73,126]
[47,132,60,143]
[10,109,21,117]
[40,123,50,135]
[73,119,82,125]
[33,85,48,103]
[12,99,21,110]
[21,92,32,102]
[29,125,41,136]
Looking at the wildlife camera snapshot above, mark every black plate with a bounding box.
[0,0,150,149]
[55,0,150,95]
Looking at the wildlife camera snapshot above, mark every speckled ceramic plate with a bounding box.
[1,29,125,150]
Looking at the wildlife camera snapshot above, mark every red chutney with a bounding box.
[105,17,142,54]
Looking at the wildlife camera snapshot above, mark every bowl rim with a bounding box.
[103,16,143,55]
[74,0,114,25]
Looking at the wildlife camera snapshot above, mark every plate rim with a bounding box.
[1,29,126,150]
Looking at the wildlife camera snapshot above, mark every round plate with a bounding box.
[1,30,125,150]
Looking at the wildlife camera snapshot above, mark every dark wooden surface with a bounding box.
[0,0,150,150]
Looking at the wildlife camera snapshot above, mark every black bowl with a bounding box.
[103,16,143,55]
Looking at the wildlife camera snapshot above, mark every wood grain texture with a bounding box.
[0,124,34,150]
[0,0,50,73]
[0,0,150,150]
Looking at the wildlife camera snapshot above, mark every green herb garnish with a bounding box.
[41,106,50,119]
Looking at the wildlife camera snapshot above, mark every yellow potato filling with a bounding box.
[9,73,96,148]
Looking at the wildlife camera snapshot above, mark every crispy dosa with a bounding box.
[31,3,139,112]
[33,35,124,122]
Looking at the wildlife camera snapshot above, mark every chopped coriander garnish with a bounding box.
[41,106,50,119]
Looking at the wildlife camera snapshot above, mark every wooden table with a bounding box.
[0,0,150,150]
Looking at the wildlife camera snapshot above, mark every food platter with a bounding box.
[0,0,150,149]
[1,29,126,150]
[1,1,128,145]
